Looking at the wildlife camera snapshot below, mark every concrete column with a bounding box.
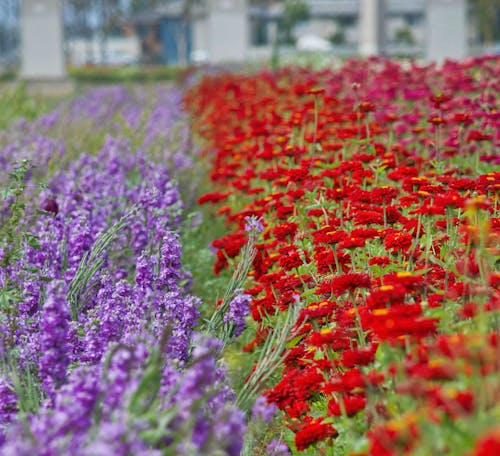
[20,0,66,79]
[207,0,249,63]
[426,0,467,63]
[359,0,385,56]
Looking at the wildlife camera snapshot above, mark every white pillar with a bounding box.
[426,0,467,63]
[20,0,66,79]
[207,0,249,63]
[359,0,385,56]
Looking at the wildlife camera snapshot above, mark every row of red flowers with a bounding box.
[185,56,500,454]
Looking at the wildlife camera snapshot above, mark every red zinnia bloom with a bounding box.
[295,419,338,451]
[278,246,304,271]
[197,191,231,205]
[297,300,336,324]
[369,256,392,267]
[273,222,298,241]
[337,236,367,250]
[312,226,346,245]
[467,130,493,142]
[429,92,452,107]
[330,273,371,296]
[212,233,247,258]
[328,395,367,416]
[353,210,385,226]
[342,343,378,368]
[359,101,376,112]
[474,427,500,456]
[383,271,425,292]
[366,284,407,308]
[384,231,413,253]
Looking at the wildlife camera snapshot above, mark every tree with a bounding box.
[469,0,500,45]
[271,0,310,70]
[282,0,309,44]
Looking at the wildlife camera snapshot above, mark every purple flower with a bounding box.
[0,84,246,456]
[212,408,246,456]
[252,395,277,423]
[0,378,17,444]
[267,439,290,455]
[244,215,264,234]
[40,197,58,215]
[157,231,182,291]
[39,280,70,399]
[223,293,252,337]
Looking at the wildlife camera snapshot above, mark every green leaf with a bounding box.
[286,334,304,349]
[1,188,13,200]
[24,233,40,250]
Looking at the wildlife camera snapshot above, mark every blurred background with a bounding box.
[0,0,499,81]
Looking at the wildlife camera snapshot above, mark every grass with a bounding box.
[0,84,60,130]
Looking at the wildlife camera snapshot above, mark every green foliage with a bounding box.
[469,0,500,43]
[67,207,137,321]
[329,30,346,45]
[0,69,17,82]
[0,85,56,130]
[394,27,415,45]
[282,0,310,44]
[181,211,231,307]
[68,65,187,84]
[0,161,42,316]
[205,228,257,349]
[283,0,310,25]
[236,300,304,413]
[271,0,311,69]
[7,362,40,415]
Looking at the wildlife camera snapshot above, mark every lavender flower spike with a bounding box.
[39,280,71,400]
[251,395,277,423]
[223,293,252,337]
[244,215,263,234]
[267,439,290,455]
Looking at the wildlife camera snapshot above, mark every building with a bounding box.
[131,0,472,65]
[250,0,426,58]
[132,0,249,65]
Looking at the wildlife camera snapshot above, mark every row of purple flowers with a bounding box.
[0,86,251,455]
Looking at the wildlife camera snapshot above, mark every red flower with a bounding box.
[366,284,407,308]
[328,394,367,416]
[324,368,365,394]
[428,387,475,418]
[278,245,304,271]
[353,210,385,226]
[474,427,500,456]
[273,222,299,241]
[359,101,376,112]
[467,130,493,142]
[429,92,452,108]
[384,231,413,253]
[312,226,346,245]
[428,115,446,126]
[337,236,367,250]
[342,344,378,368]
[197,191,231,205]
[330,273,371,296]
[295,419,338,451]
[297,300,336,324]
[383,271,425,292]
[212,233,247,258]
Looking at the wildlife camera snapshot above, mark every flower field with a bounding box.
[186,56,500,455]
[0,55,499,456]
[0,86,243,455]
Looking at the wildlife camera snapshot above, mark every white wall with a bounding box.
[66,36,141,66]
[206,0,249,63]
[426,0,467,62]
[20,0,65,79]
